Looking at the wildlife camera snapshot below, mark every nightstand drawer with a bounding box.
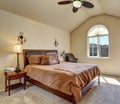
[9,74,25,80]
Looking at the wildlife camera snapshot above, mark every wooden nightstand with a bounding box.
[4,71,27,96]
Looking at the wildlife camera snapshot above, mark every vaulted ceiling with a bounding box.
[0,0,120,32]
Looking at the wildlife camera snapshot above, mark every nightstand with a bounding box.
[4,71,27,96]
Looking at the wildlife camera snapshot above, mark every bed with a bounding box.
[23,49,100,104]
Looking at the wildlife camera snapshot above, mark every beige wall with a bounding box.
[71,14,120,76]
[0,9,70,90]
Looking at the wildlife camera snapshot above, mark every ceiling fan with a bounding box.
[57,0,94,13]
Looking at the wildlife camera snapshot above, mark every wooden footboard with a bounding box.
[26,74,100,104]
[26,76,74,103]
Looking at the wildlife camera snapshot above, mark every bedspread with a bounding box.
[24,62,100,102]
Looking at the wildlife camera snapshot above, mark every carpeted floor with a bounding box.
[0,75,120,104]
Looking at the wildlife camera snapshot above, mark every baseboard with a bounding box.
[101,73,120,77]
[0,89,5,92]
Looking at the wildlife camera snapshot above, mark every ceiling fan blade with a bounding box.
[81,1,94,8]
[58,0,73,5]
[73,7,79,13]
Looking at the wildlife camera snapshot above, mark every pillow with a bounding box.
[41,55,59,65]
[28,55,41,65]
[46,54,59,63]
[40,55,50,65]
[49,55,59,65]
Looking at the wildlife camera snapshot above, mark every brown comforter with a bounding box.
[24,62,100,102]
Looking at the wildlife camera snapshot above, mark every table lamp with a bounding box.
[14,44,22,72]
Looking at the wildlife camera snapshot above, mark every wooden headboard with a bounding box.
[23,49,58,67]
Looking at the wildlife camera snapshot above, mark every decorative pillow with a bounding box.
[49,55,59,65]
[41,55,59,65]
[46,54,60,63]
[40,55,50,65]
[28,55,41,65]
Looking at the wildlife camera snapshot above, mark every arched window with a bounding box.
[88,25,109,58]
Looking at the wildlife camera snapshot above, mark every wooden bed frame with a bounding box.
[23,49,100,104]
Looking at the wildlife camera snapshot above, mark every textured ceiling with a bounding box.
[0,0,120,32]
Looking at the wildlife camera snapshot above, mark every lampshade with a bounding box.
[13,44,22,53]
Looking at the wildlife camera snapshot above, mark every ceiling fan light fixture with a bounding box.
[73,0,81,8]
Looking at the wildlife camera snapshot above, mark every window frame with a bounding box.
[87,25,110,59]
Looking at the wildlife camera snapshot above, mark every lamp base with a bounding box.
[15,69,21,72]
[15,66,21,72]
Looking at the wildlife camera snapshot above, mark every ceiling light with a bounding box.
[73,0,81,8]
